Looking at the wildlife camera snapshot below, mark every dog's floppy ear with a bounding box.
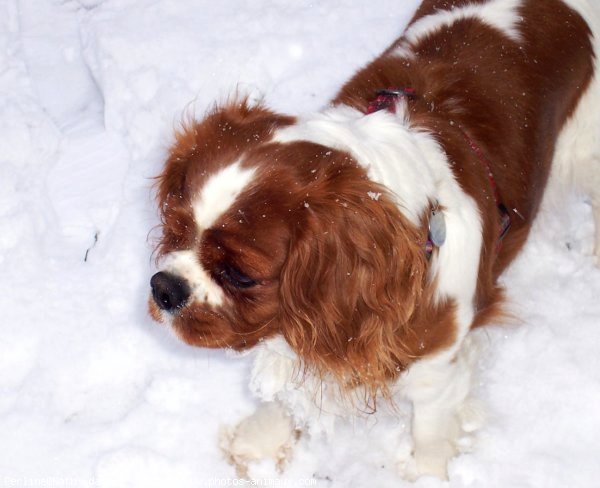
[277,165,430,398]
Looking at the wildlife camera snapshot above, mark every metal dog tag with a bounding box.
[428,207,446,248]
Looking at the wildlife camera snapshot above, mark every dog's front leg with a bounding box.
[220,401,298,477]
[404,337,481,479]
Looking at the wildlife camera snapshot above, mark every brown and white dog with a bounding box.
[149,0,600,479]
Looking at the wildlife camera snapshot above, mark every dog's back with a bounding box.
[334,0,600,268]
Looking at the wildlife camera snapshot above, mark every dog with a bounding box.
[149,0,600,479]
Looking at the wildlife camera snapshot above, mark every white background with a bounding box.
[1,0,599,486]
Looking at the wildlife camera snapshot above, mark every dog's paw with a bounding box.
[220,402,298,477]
[412,440,455,480]
[400,443,454,482]
[402,402,484,481]
[456,397,485,452]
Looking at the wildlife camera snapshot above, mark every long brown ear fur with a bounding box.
[277,154,453,405]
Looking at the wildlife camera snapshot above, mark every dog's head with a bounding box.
[149,100,435,393]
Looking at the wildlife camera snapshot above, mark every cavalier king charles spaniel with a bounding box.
[149,0,600,479]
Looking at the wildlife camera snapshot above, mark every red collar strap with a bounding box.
[367,88,417,114]
[459,130,512,246]
[367,87,511,256]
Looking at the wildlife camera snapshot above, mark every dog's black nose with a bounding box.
[150,271,191,312]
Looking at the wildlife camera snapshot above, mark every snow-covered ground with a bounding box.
[1,0,600,486]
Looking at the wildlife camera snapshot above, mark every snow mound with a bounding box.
[1,0,599,487]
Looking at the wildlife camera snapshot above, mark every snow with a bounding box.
[1,0,599,487]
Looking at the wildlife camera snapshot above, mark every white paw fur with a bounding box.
[220,401,298,477]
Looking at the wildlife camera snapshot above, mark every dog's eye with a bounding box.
[218,264,257,289]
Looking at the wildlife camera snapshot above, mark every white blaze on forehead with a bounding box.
[393,0,524,58]
[161,250,224,306]
[193,161,256,231]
